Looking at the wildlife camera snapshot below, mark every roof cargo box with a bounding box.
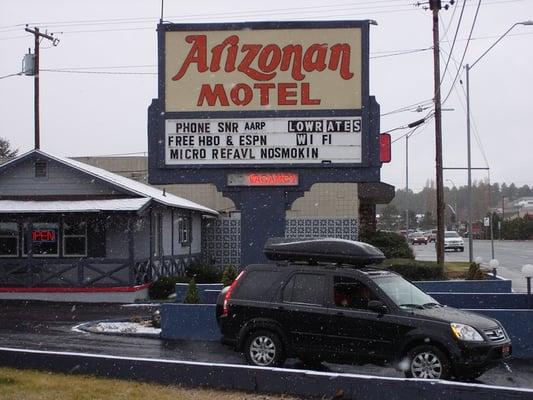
[264,238,385,266]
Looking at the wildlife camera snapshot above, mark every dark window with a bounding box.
[63,221,87,256]
[24,222,59,256]
[283,273,325,306]
[235,270,283,301]
[35,161,47,177]
[333,276,377,310]
[0,222,18,257]
[87,219,106,258]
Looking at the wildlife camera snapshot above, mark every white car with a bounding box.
[442,231,464,252]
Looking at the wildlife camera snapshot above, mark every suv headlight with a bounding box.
[451,323,484,342]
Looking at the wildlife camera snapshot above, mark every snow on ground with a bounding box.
[92,322,160,335]
[80,321,161,335]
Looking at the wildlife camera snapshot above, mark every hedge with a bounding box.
[359,230,414,259]
[378,259,446,281]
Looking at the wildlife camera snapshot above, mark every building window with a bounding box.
[63,220,87,257]
[0,222,19,257]
[177,216,190,245]
[35,161,47,177]
[24,222,59,256]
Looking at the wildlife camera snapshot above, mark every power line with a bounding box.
[370,47,433,59]
[440,0,467,84]
[0,72,22,80]
[41,69,156,75]
[442,0,482,105]
[381,99,434,117]
[440,46,490,168]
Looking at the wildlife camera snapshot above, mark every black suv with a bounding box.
[216,238,512,380]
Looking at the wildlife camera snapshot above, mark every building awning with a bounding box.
[0,198,150,213]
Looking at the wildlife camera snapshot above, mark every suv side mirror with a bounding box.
[368,300,388,315]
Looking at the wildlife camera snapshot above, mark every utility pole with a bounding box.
[24,26,58,150]
[429,0,445,265]
[405,134,409,235]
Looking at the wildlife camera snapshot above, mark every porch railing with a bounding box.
[0,254,201,288]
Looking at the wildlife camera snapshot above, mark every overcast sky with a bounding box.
[1,0,532,192]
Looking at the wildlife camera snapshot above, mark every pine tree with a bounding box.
[183,277,200,304]
[0,137,18,159]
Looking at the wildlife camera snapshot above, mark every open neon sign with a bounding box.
[32,230,56,242]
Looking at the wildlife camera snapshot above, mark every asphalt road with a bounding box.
[413,240,533,292]
[0,301,532,390]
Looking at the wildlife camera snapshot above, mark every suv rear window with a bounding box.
[282,273,326,306]
[235,270,283,301]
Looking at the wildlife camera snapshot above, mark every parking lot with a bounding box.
[413,240,533,292]
[1,301,532,390]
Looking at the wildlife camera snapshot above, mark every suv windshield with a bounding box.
[371,274,439,309]
[445,231,460,238]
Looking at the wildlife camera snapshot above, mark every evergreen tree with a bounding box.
[0,137,18,159]
[183,277,200,304]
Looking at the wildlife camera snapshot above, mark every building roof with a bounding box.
[0,199,150,213]
[0,150,218,215]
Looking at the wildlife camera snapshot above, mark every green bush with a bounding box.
[378,259,445,281]
[466,262,485,280]
[183,278,200,304]
[221,265,238,287]
[359,230,414,259]
[186,262,222,283]
[149,275,189,299]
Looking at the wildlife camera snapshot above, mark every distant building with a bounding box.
[505,197,533,218]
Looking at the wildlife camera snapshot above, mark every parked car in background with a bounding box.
[217,238,511,380]
[409,231,428,245]
[426,229,437,243]
[437,231,465,252]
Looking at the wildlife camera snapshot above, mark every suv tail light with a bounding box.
[222,271,245,317]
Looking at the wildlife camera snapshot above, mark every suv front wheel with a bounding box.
[404,345,451,380]
[244,330,285,367]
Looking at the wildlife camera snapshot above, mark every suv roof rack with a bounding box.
[263,238,385,266]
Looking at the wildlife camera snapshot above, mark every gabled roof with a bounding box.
[0,149,218,215]
[0,198,150,213]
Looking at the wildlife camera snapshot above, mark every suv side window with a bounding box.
[235,270,283,301]
[333,276,377,310]
[283,273,325,306]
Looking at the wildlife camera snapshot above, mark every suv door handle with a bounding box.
[276,305,285,310]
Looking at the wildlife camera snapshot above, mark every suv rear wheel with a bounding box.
[244,330,285,367]
[405,345,451,380]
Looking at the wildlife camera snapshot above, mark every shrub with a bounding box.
[466,262,485,280]
[221,265,238,287]
[379,259,445,281]
[186,262,222,283]
[359,230,414,259]
[183,278,200,304]
[149,275,189,299]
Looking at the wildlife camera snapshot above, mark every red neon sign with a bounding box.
[32,230,56,242]
[246,172,298,186]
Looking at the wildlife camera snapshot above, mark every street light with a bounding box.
[465,20,533,263]
[489,259,499,278]
[446,179,458,229]
[523,264,533,294]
